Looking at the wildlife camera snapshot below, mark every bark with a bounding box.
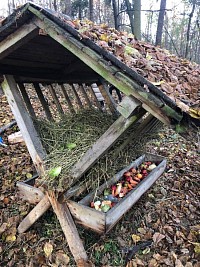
[112,0,119,30]
[185,1,196,58]
[134,0,141,40]
[124,0,134,33]
[64,0,72,17]
[89,0,94,21]
[155,0,167,46]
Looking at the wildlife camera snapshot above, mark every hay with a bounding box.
[35,108,161,194]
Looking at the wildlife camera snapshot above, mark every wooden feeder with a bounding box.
[0,3,198,266]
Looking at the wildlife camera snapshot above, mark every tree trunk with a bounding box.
[124,0,134,33]
[89,0,94,21]
[134,0,141,40]
[155,0,167,46]
[53,0,57,11]
[64,0,72,17]
[185,1,196,58]
[112,0,119,30]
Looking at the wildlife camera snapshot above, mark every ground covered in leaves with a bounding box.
[0,94,200,267]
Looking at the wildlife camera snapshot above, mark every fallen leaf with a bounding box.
[131,234,141,243]
[5,234,16,242]
[49,166,62,178]
[0,223,7,234]
[152,232,165,245]
[43,242,53,258]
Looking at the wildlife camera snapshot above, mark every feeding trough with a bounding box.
[0,3,199,266]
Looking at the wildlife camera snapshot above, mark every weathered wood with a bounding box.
[67,200,105,234]
[18,83,36,119]
[2,76,46,175]
[71,84,83,108]
[71,110,146,179]
[88,85,102,110]
[106,158,167,232]
[0,23,39,60]
[17,195,51,233]
[60,84,75,113]
[16,181,44,204]
[98,83,117,114]
[47,192,92,267]
[79,84,92,108]
[49,84,64,115]
[0,120,16,134]
[117,96,141,118]
[8,131,24,144]
[79,155,146,206]
[33,83,52,120]
[115,114,159,155]
[32,16,182,125]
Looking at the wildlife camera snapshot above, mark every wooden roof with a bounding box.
[0,2,199,129]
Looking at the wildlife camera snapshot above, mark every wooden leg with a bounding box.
[47,191,93,267]
[17,195,51,234]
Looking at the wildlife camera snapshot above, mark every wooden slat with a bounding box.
[71,110,146,179]
[16,182,44,204]
[60,84,75,113]
[88,85,102,110]
[67,200,105,234]
[49,84,64,115]
[18,83,36,119]
[71,84,83,108]
[32,16,181,124]
[18,195,51,233]
[79,84,92,108]
[98,83,117,114]
[0,23,39,60]
[2,75,46,175]
[33,83,53,120]
[47,192,91,266]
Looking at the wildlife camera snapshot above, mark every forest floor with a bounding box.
[0,93,200,267]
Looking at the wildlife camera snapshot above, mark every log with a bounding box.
[16,181,44,204]
[8,131,24,144]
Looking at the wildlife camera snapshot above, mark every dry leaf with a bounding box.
[43,242,53,258]
[152,232,165,245]
[131,234,141,243]
[5,234,16,242]
[55,251,70,265]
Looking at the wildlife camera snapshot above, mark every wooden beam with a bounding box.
[71,84,83,108]
[88,85,103,110]
[17,195,51,234]
[2,75,46,175]
[33,83,53,120]
[60,84,76,113]
[98,83,117,114]
[49,84,64,115]
[0,23,39,60]
[117,96,141,118]
[47,192,92,267]
[18,83,36,120]
[79,84,93,108]
[32,15,182,125]
[16,182,44,204]
[71,109,146,179]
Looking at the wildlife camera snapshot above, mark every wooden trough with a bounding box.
[0,3,197,266]
[67,153,166,234]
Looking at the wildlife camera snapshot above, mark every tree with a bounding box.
[134,0,141,40]
[124,0,134,33]
[155,0,167,46]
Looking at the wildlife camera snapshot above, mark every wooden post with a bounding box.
[49,84,64,115]
[2,75,46,175]
[47,191,93,267]
[88,85,102,110]
[33,83,53,120]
